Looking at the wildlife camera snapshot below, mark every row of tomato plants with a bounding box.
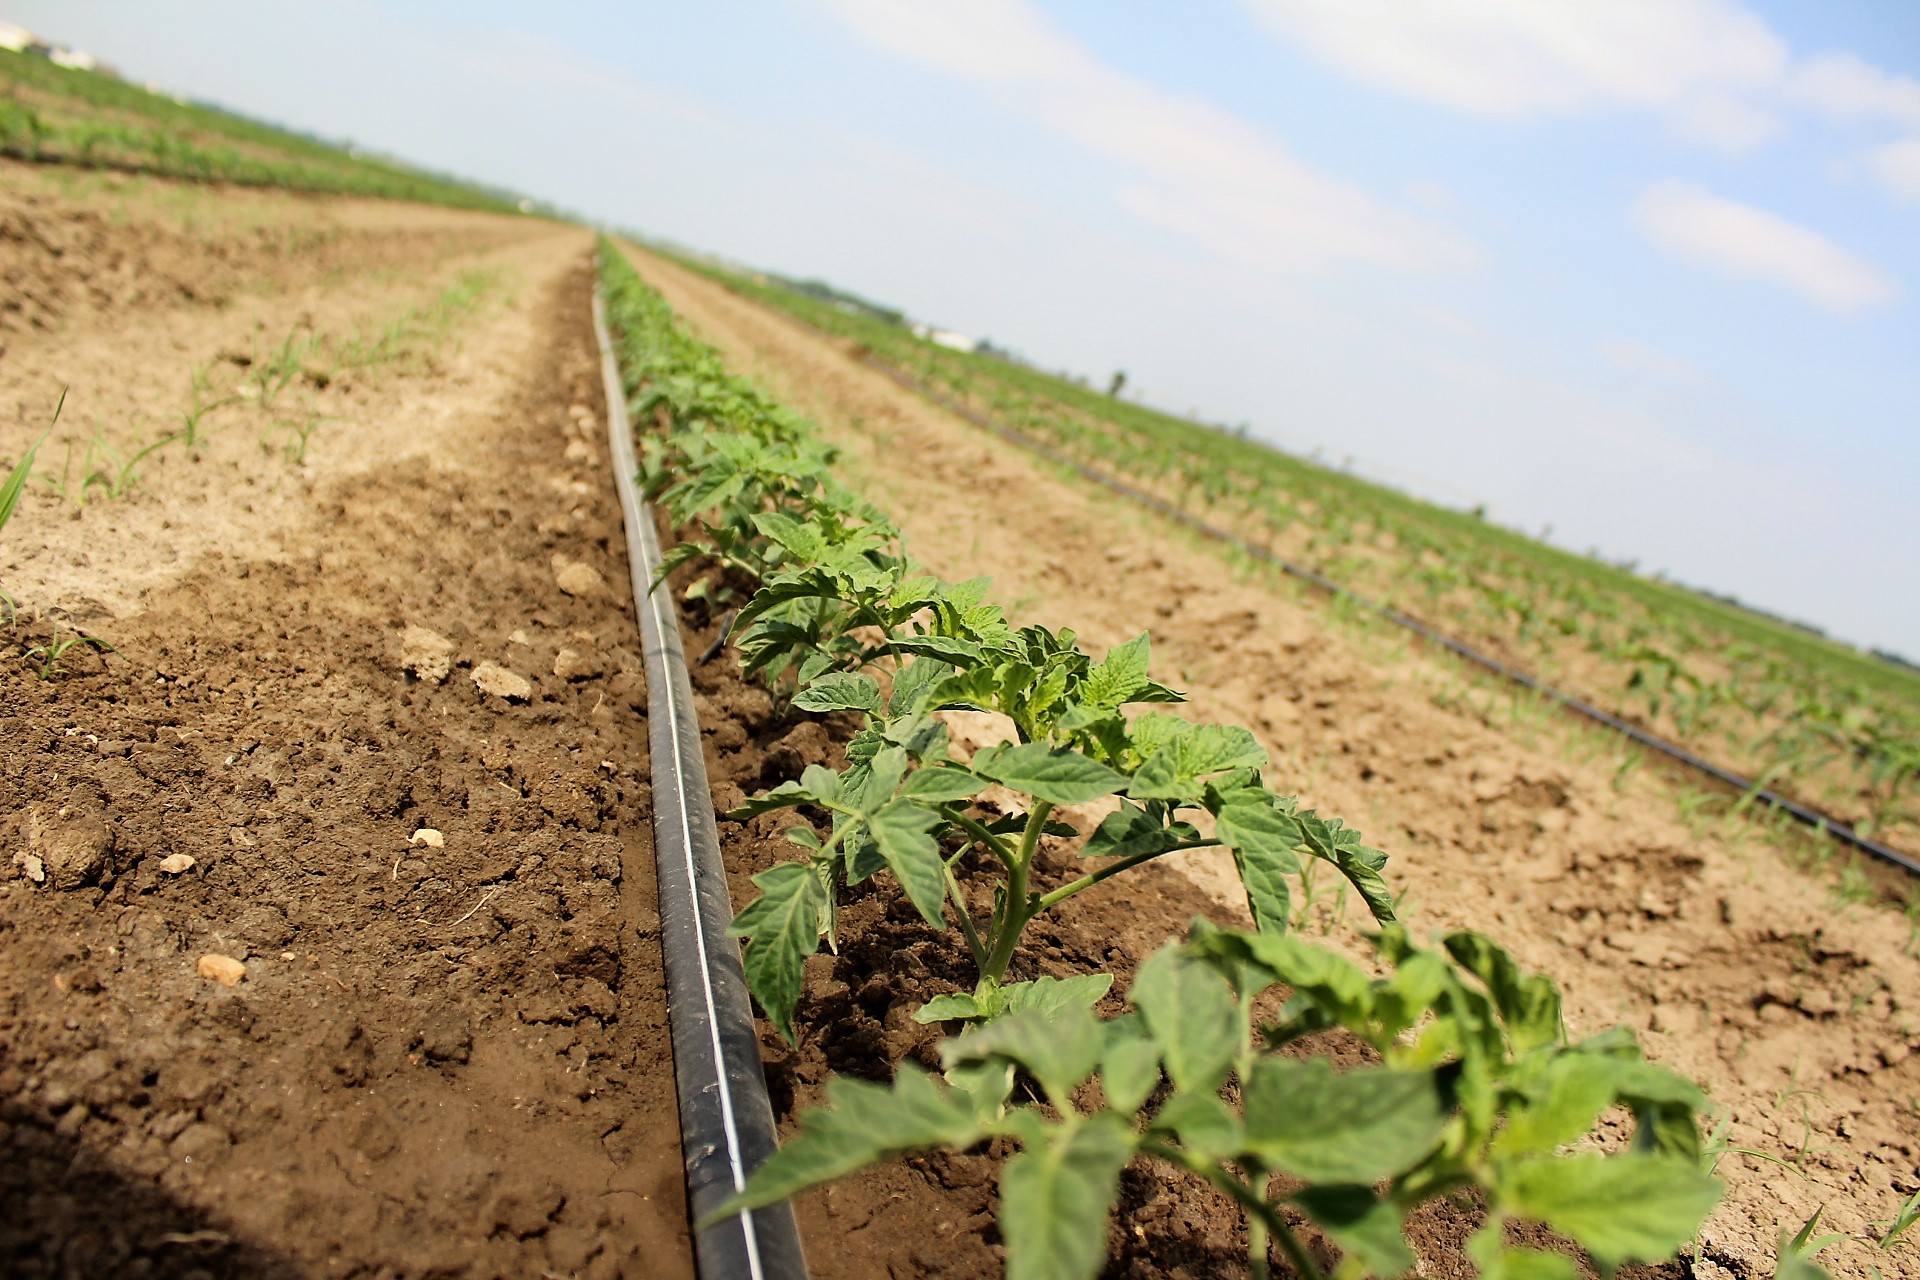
[597,241,1721,1280]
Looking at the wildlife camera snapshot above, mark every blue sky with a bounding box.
[13,1,1919,655]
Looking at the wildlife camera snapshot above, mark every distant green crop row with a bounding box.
[667,250,1920,856]
[0,49,530,213]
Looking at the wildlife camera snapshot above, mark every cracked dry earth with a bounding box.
[618,241,1920,1280]
[1,171,695,1279]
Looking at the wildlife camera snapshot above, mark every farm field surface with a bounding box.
[5,43,1920,1280]
[614,240,1920,1280]
[0,170,697,1278]
[673,260,1920,869]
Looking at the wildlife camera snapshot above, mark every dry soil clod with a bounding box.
[400,624,456,684]
[551,554,607,598]
[471,659,533,702]
[197,954,246,986]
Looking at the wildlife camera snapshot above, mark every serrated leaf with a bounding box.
[1292,1186,1416,1279]
[1125,748,1187,800]
[941,1006,1104,1106]
[726,861,828,1044]
[1177,723,1266,776]
[794,671,882,715]
[1498,1155,1722,1269]
[1001,972,1114,1018]
[702,1067,983,1223]
[1242,1058,1445,1183]
[888,656,954,716]
[1001,1114,1135,1280]
[972,742,1128,805]
[900,765,987,803]
[1215,799,1303,934]
[726,778,815,821]
[1130,947,1240,1095]
[892,633,983,665]
[1083,631,1153,709]
[869,799,947,927]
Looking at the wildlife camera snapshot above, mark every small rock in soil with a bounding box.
[552,647,604,680]
[410,828,445,848]
[472,660,533,702]
[157,853,196,875]
[551,554,607,598]
[400,624,456,684]
[21,803,110,890]
[197,954,246,986]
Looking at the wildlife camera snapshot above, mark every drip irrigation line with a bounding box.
[591,267,810,1280]
[742,297,1918,880]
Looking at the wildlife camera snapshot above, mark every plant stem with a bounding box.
[978,801,1052,985]
[1140,1142,1327,1280]
[1035,838,1220,911]
[945,866,987,969]
[943,807,1018,869]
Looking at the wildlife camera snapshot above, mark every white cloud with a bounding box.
[1598,337,1704,383]
[1239,0,1786,148]
[1863,137,1920,205]
[820,0,1475,275]
[1785,53,1920,130]
[1632,181,1898,311]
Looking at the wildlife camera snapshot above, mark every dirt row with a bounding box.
[1,178,694,1278]
[618,242,1920,1280]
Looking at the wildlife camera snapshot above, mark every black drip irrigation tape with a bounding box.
[591,275,810,1280]
[760,309,1919,881]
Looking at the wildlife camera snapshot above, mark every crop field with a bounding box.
[3,50,1920,1280]
[672,257,1920,873]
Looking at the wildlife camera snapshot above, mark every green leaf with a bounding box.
[900,765,987,803]
[915,991,986,1023]
[1215,798,1303,934]
[1498,1154,1723,1269]
[1130,947,1240,1095]
[1082,802,1196,861]
[1464,1225,1578,1280]
[1219,930,1374,1025]
[887,656,954,715]
[1082,631,1153,709]
[1150,1092,1242,1160]
[972,742,1128,806]
[1000,1114,1135,1280]
[941,1006,1105,1106]
[1099,1015,1161,1113]
[1292,1186,1416,1279]
[1494,1054,1618,1158]
[869,799,948,928]
[1242,1058,1446,1183]
[1125,748,1186,800]
[1002,972,1115,1018]
[726,862,828,1044]
[1445,932,1563,1053]
[794,671,882,715]
[701,1067,983,1224]
[892,633,983,666]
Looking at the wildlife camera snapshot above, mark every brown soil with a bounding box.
[0,181,694,1278]
[618,241,1920,1280]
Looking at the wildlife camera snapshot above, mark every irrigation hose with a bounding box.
[591,268,811,1280]
[735,294,1920,881]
